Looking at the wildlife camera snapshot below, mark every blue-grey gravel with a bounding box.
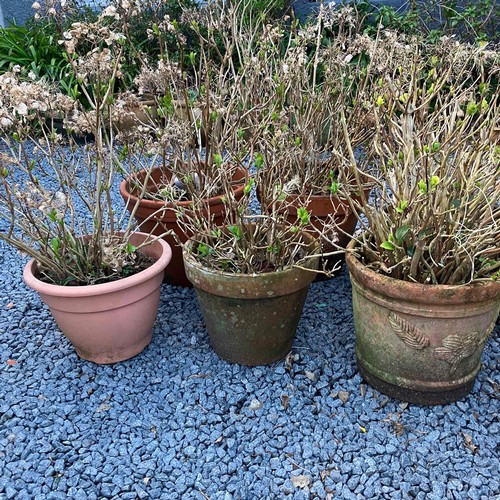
[0,145,499,499]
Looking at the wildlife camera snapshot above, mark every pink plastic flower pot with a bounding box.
[23,232,172,364]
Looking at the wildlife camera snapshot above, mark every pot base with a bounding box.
[358,363,475,406]
[74,333,153,364]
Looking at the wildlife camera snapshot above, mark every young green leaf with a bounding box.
[228,225,243,240]
[395,200,408,214]
[466,101,478,116]
[431,141,441,153]
[47,208,58,222]
[254,153,264,169]
[329,181,339,195]
[50,237,60,254]
[243,178,255,196]
[297,207,310,226]
[267,243,281,255]
[380,241,396,251]
[214,154,223,168]
[430,176,440,189]
[395,225,410,242]
[399,93,409,104]
[197,243,213,258]
[418,179,428,194]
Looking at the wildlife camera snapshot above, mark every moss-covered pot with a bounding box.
[183,232,320,365]
[346,239,500,405]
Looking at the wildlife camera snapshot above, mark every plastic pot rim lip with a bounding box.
[23,232,172,298]
[345,237,500,303]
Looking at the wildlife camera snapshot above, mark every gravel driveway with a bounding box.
[1,237,499,499]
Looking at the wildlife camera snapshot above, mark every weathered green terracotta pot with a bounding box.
[346,239,500,405]
[183,232,319,366]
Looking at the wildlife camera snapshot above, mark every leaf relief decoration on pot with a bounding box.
[434,317,497,374]
[388,312,430,350]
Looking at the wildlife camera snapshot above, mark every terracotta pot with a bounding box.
[23,232,172,364]
[120,166,247,287]
[260,189,370,279]
[285,192,359,262]
[345,239,500,405]
[114,98,159,132]
[183,229,319,365]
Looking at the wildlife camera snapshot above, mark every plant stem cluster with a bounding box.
[0,0,498,284]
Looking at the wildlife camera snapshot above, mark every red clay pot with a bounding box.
[283,192,359,249]
[260,189,369,277]
[120,166,247,287]
[23,232,172,364]
[346,238,500,405]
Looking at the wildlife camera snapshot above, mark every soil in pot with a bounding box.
[345,239,500,405]
[120,166,247,287]
[23,232,172,364]
[183,229,319,365]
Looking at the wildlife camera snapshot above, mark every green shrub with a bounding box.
[0,0,201,102]
[349,0,499,43]
[239,0,289,21]
[0,21,80,100]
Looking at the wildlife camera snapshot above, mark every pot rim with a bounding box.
[23,232,172,298]
[183,246,319,281]
[345,237,500,304]
[119,165,248,211]
[284,186,371,202]
[183,227,320,280]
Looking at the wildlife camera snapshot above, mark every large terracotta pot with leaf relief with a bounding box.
[346,239,500,405]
